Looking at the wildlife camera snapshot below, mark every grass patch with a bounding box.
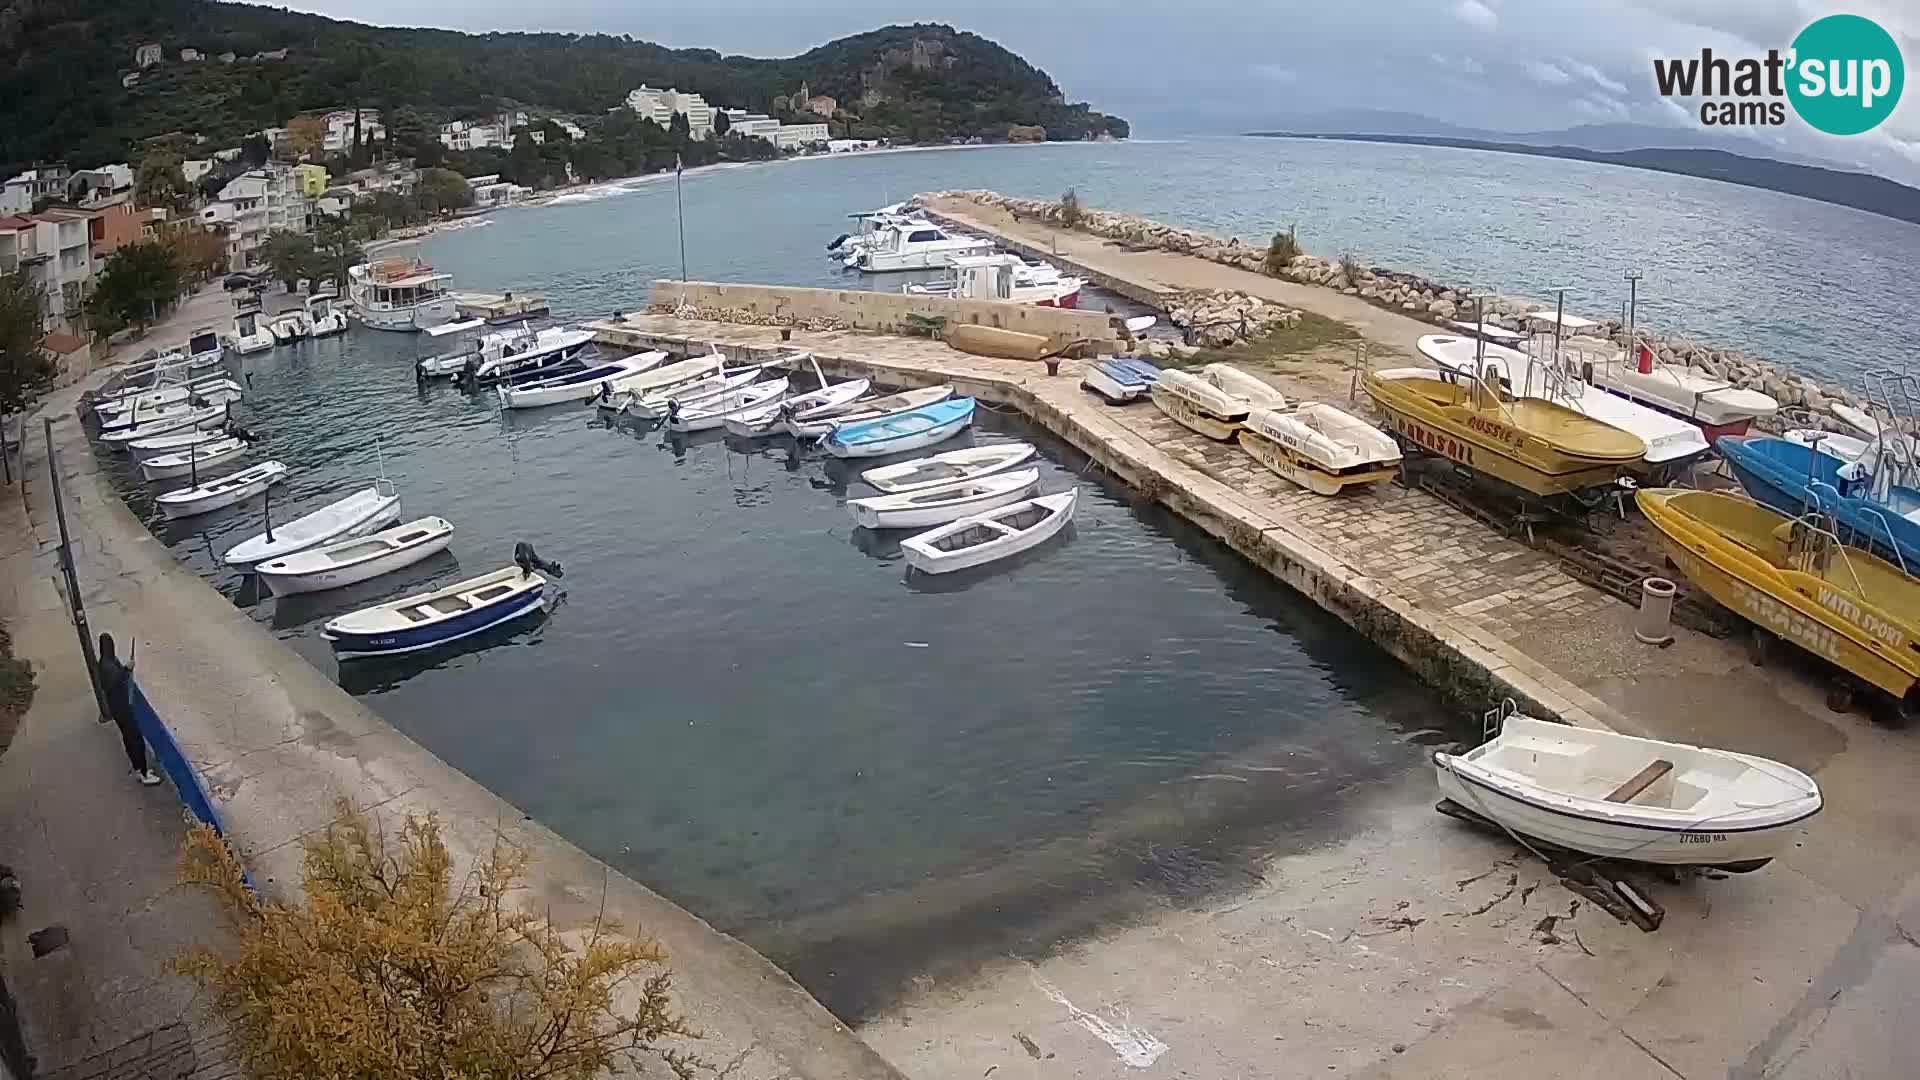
[0,623,34,759]
[1177,311,1361,370]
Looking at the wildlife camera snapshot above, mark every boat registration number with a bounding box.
[1677,832,1728,844]
[1391,418,1475,466]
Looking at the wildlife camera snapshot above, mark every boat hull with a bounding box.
[1718,436,1920,570]
[257,520,454,596]
[324,586,544,658]
[156,470,286,520]
[354,296,459,332]
[903,491,1077,574]
[222,494,401,566]
[849,471,1042,529]
[1237,428,1397,496]
[139,442,250,482]
[825,412,974,459]
[1150,384,1243,440]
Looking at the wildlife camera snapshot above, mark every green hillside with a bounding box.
[0,1,1128,172]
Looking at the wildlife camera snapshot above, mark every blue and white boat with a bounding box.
[1719,434,1920,570]
[495,352,664,410]
[321,565,548,658]
[824,397,976,459]
[1081,356,1161,404]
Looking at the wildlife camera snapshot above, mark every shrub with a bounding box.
[1263,229,1300,275]
[1339,251,1362,284]
[176,800,700,1080]
[1059,187,1083,227]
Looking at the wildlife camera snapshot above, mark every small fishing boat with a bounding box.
[862,442,1037,494]
[1582,341,1778,441]
[619,363,767,418]
[139,436,251,482]
[825,398,976,459]
[128,427,228,463]
[256,516,454,596]
[722,378,872,438]
[784,385,953,439]
[221,480,402,566]
[496,352,665,410]
[1082,356,1161,404]
[902,489,1078,575]
[1363,367,1645,498]
[1237,404,1402,495]
[154,461,288,520]
[1434,708,1820,871]
[321,564,548,658]
[268,308,309,344]
[848,467,1042,529]
[96,379,242,422]
[304,293,349,337]
[1718,435,1920,571]
[1150,364,1286,440]
[666,377,791,433]
[1638,487,1920,721]
[99,403,231,449]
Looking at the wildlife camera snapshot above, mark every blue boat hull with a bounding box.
[1719,436,1920,569]
[323,586,545,658]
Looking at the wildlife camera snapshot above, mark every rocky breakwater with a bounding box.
[919,189,1874,434]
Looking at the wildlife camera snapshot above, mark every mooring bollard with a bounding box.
[1635,577,1677,646]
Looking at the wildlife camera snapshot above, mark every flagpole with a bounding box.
[675,154,688,282]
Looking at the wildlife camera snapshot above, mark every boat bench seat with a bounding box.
[1606,759,1675,803]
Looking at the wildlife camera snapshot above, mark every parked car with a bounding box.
[223,272,261,291]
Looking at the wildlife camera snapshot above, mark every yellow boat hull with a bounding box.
[1151,383,1242,441]
[1638,489,1920,698]
[1236,428,1397,496]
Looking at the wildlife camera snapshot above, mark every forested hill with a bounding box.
[0,1,1128,171]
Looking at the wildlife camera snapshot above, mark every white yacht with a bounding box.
[904,254,1085,308]
[346,258,458,332]
[845,222,994,272]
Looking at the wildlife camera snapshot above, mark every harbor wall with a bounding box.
[647,279,1124,346]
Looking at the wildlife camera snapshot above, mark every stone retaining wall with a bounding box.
[647,279,1123,346]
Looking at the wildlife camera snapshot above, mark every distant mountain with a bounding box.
[0,3,1128,172]
[1245,130,1920,227]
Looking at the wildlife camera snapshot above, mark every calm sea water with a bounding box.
[420,137,1920,386]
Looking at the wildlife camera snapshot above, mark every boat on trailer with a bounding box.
[321,564,549,658]
[1150,364,1288,440]
[902,490,1078,575]
[848,468,1042,529]
[861,442,1037,494]
[1434,707,1820,871]
[154,461,289,520]
[1575,338,1778,442]
[785,385,953,439]
[1082,356,1161,404]
[221,480,402,566]
[256,517,454,596]
[825,398,976,459]
[1238,404,1402,495]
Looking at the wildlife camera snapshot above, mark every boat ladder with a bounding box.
[1482,697,1520,745]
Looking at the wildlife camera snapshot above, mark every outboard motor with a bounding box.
[599,382,613,403]
[665,399,681,425]
[826,233,851,252]
[514,542,564,580]
[226,421,259,444]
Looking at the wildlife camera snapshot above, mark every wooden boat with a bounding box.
[1637,487,1920,719]
[945,324,1058,362]
[617,364,763,418]
[861,442,1037,494]
[902,489,1078,574]
[139,437,251,482]
[722,378,871,438]
[785,385,953,439]
[665,377,790,433]
[256,517,454,596]
[1150,365,1287,440]
[222,481,402,566]
[100,403,229,449]
[1362,367,1645,498]
[495,352,665,410]
[848,468,1042,529]
[1237,404,1401,495]
[155,461,288,520]
[825,398,976,459]
[129,427,229,463]
[321,564,547,659]
[1082,356,1161,404]
[1435,709,1820,871]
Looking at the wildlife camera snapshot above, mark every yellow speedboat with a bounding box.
[1363,367,1645,497]
[1638,488,1920,715]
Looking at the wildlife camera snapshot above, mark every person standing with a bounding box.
[96,633,160,786]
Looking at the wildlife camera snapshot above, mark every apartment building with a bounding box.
[626,86,714,139]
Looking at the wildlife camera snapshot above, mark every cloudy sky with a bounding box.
[272,0,1918,182]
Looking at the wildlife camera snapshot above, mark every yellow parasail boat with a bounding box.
[1362,366,1645,498]
[1638,488,1920,717]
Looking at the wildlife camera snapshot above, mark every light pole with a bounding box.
[1624,268,1643,356]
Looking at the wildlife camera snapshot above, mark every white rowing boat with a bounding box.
[1434,709,1821,871]
[222,480,402,566]
[95,379,242,421]
[783,385,953,439]
[99,403,230,449]
[618,365,764,418]
[901,489,1078,574]
[129,427,229,463]
[256,516,454,596]
[154,461,289,520]
[139,437,251,482]
[848,467,1042,529]
[721,379,872,438]
[666,378,791,433]
[861,442,1037,494]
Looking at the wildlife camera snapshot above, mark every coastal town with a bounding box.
[0,5,1918,1080]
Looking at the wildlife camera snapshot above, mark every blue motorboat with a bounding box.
[1718,435,1920,570]
[825,397,976,459]
[322,564,548,658]
[1081,356,1162,403]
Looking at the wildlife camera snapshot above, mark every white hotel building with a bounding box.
[626,86,714,140]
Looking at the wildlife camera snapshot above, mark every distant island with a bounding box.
[1245,131,1920,227]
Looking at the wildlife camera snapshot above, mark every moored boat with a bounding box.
[903,253,1084,308]
[617,365,762,417]
[99,403,231,449]
[720,378,871,438]
[154,461,289,520]
[256,516,454,596]
[1237,403,1401,495]
[1434,708,1820,871]
[861,442,1037,494]
[848,467,1042,529]
[129,426,231,463]
[496,352,665,410]
[304,292,349,337]
[846,221,994,272]
[268,308,309,344]
[665,377,790,433]
[348,258,459,332]
[96,379,242,422]
[785,385,953,439]
[139,436,251,482]
[824,398,976,459]
[901,489,1078,575]
[1082,356,1161,404]
[221,480,402,566]
[321,564,548,658]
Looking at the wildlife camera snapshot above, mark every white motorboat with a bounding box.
[1417,334,1712,474]
[1082,356,1161,404]
[904,254,1085,308]
[418,322,595,381]
[129,426,230,463]
[96,379,241,422]
[347,258,459,332]
[784,385,954,439]
[824,398,976,459]
[99,403,230,448]
[902,489,1078,575]
[139,437,251,482]
[154,460,288,520]
[846,221,994,272]
[848,467,1042,529]
[497,352,665,410]
[1238,404,1402,496]
[268,308,309,344]
[1433,710,1821,872]
[231,306,275,355]
[322,564,548,658]
[666,377,790,433]
[1150,364,1286,440]
[618,364,764,418]
[304,293,349,337]
[183,326,226,368]
[1573,338,1778,441]
[221,480,402,566]
[721,378,872,438]
[826,202,917,259]
[256,516,454,596]
[861,442,1037,494]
